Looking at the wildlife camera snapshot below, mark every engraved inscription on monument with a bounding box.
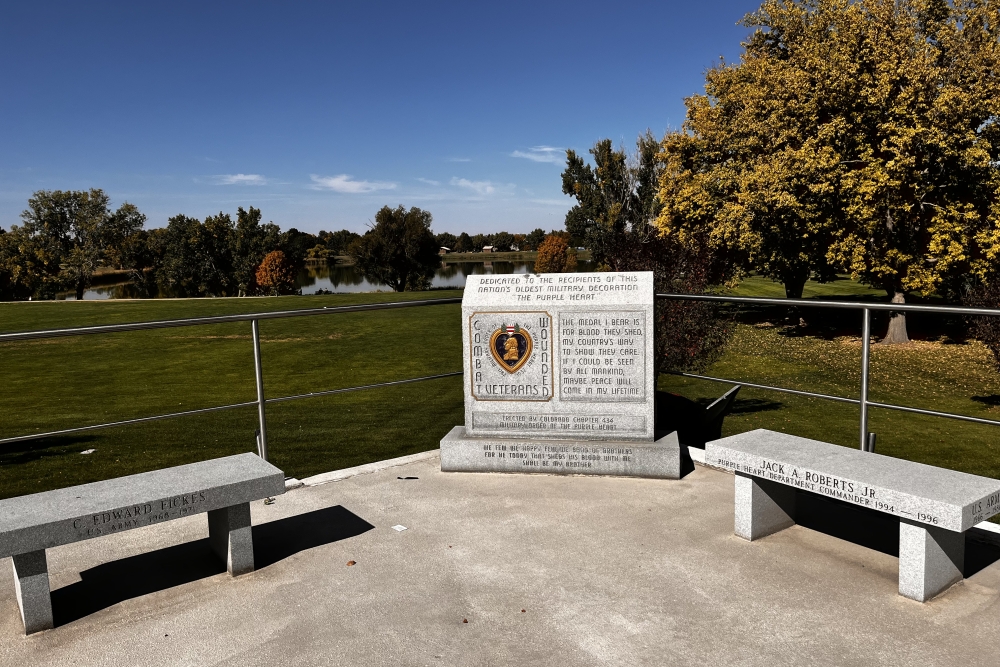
[470,412,646,434]
[462,272,655,442]
[560,311,645,402]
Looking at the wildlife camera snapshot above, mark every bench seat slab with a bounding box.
[706,429,1000,532]
[0,454,285,635]
[208,503,254,576]
[12,550,53,635]
[735,473,796,541]
[899,521,964,602]
[708,429,993,603]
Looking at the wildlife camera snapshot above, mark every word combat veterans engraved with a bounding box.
[440,271,681,479]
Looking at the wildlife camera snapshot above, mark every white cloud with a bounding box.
[417,177,441,186]
[447,157,472,162]
[450,177,496,195]
[510,146,565,164]
[310,174,397,194]
[215,173,267,185]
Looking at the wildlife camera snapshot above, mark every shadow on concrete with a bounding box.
[793,490,1000,577]
[51,505,374,627]
[656,388,772,450]
[253,504,374,569]
[795,491,900,556]
[965,530,1000,578]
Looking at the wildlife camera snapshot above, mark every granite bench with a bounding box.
[0,453,285,634]
[706,429,1000,602]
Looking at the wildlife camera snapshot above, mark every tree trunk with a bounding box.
[76,280,85,301]
[784,273,809,327]
[881,291,910,344]
[784,274,808,299]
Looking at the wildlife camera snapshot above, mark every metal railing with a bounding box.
[658,293,1000,451]
[3,291,998,457]
[0,297,464,457]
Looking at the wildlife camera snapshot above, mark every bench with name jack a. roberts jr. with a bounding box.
[0,453,285,635]
[706,429,1000,602]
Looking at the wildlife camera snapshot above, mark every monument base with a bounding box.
[440,426,681,479]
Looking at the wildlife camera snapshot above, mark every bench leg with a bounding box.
[899,520,964,602]
[734,473,796,541]
[12,550,53,635]
[208,503,254,576]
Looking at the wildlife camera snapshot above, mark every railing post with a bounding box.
[251,319,269,462]
[859,308,871,451]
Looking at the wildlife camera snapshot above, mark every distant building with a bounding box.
[482,245,495,253]
[439,247,451,255]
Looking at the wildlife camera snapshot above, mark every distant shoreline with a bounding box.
[440,250,591,262]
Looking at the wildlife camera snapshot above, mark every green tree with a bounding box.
[0,225,46,299]
[565,136,732,372]
[491,231,514,252]
[454,232,473,252]
[230,207,281,295]
[470,234,490,252]
[563,134,663,271]
[14,189,146,299]
[278,228,316,272]
[118,228,161,297]
[435,232,458,250]
[350,206,439,291]
[157,214,234,297]
[524,228,546,251]
[102,202,147,270]
[319,229,362,256]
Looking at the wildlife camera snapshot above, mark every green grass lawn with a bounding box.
[661,274,1000,485]
[0,292,465,499]
[3,275,1000,506]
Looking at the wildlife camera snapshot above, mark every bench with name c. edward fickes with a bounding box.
[706,429,1000,602]
[0,453,285,634]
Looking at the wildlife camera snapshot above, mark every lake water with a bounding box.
[71,259,596,299]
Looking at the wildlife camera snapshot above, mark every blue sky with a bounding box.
[0,1,759,235]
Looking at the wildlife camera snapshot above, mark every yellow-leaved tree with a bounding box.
[659,0,1000,342]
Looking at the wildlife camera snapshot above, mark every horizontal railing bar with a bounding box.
[665,371,860,404]
[0,400,260,445]
[264,371,464,404]
[0,371,464,446]
[670,371,1000,428]
[657,293,1000,317]
[0,297,463,342]
[866,401,1000,427]
[6,292,996,342]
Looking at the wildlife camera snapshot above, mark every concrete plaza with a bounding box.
[2,452,1000,666]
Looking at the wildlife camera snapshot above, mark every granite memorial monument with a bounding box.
[440,270,681,478]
